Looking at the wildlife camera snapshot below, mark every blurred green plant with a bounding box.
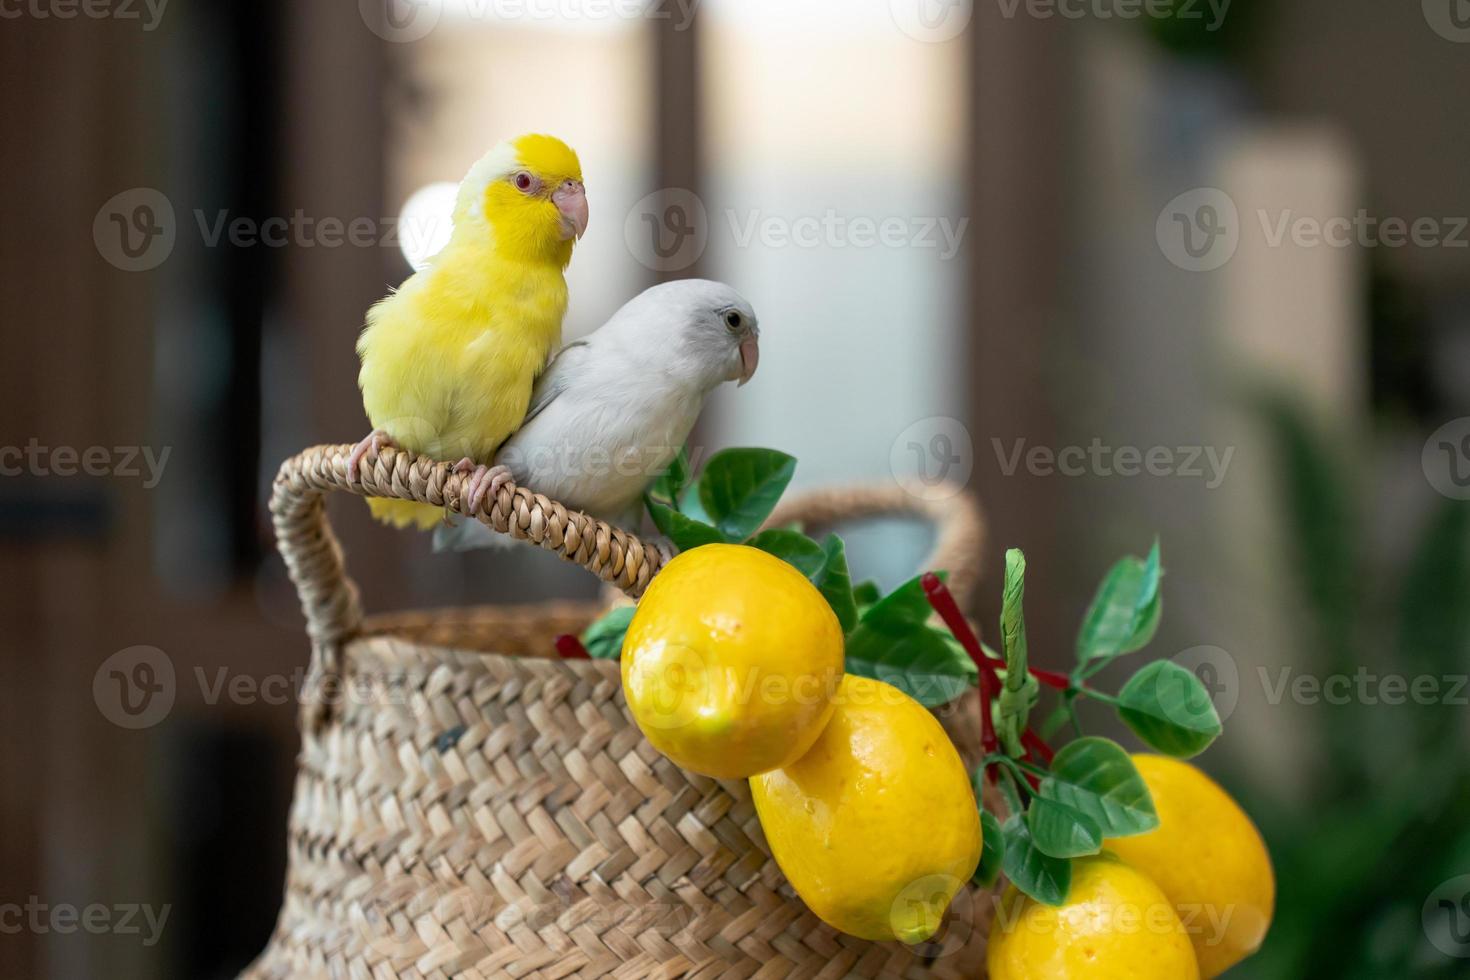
[1242,392,1470,978]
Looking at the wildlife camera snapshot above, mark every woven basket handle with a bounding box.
[271,444,983,725]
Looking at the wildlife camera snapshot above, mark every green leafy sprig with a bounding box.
[577,445,1227,908]
[924,542,1225,906]
[579,448,974,706]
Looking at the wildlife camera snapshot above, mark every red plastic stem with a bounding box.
[922,573,1072,694]
[554,634,592,660]
[1029,667,1071,691]
[922,573,996,682]
[1022,728,1056,766]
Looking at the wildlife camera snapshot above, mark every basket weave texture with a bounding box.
[245,445,995,979]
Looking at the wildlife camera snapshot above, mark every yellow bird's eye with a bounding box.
[512,171,540,195]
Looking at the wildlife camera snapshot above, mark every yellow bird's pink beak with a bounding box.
[554,180,589,240]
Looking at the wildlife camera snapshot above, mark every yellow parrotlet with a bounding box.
[350,133,589,529]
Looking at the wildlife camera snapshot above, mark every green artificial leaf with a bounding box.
[860,572,943,629]
[1076,542,1163,665]
[649,448,691,509]
[1117,660,1222,758]
[696,448,797,541]
[997,549,1034,755]
[975,807,1005,887]
[1001,814,1072,906]
[1026,794,1103,859]
[581,606,636,660]
[680,489,714,525]
[1038,737,1159,838]
[846,625,978,707]
[647,499,728,552]
[844,573,974,706]
[747,529,827,577]
[852,580,883,609]
[815,534,860,634]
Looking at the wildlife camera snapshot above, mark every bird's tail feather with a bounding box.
[366,498,445,531]
[432,515,515,552]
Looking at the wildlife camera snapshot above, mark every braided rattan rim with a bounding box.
[271,444,984,727]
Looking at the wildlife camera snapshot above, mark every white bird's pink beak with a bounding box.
[738,334,760,386]
[553,180,589,240]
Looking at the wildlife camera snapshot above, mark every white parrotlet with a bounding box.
[434,279,761,550]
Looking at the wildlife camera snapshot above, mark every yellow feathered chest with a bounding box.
[355,243,568,528]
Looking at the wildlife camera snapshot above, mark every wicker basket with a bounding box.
[244,444,996,979]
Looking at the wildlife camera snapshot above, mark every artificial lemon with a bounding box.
[1103,754,1274,978]
[620,543,844,779]
[987,853,1200,980]
[750,674,981,943]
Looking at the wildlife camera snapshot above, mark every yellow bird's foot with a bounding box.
[465,464,513,515]
[347,429,394,483]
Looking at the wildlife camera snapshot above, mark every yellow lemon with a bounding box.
[621,543,844,779]
[750,674,981,943]
[987,854,1200,980]
[1103,755,1274,978]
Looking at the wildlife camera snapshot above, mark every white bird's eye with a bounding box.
[725,311,743,331]
[513,171,536,194]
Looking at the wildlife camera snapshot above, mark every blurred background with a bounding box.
[3,0,1470,976]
